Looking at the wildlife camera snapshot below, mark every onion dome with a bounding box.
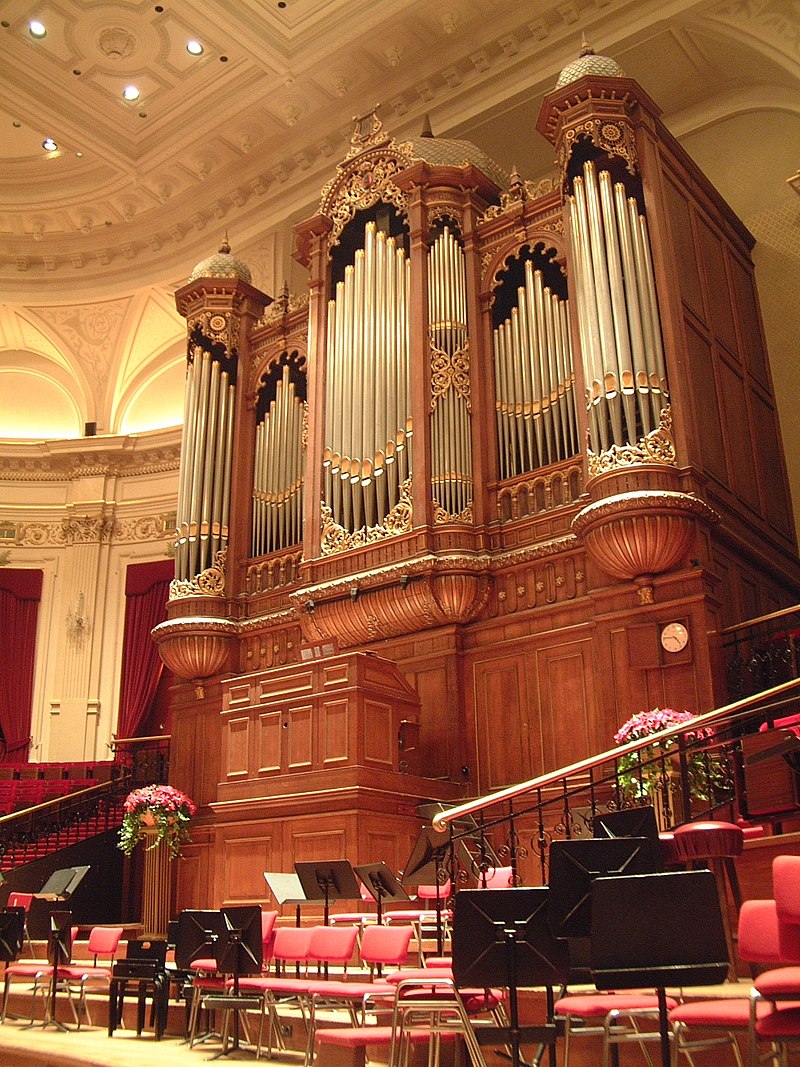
[556,38,624,88]
[188,239,252,284]
[400,118,508,190]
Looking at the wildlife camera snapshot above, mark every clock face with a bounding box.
[661,622,689,653]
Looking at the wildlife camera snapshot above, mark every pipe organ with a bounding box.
[323,220,412,533]
[493,258,579,479]
[161,57,800,920]
[429,224,473,519]
[174,330,236,584]
[567,160,668,454]
[252,356,306,556]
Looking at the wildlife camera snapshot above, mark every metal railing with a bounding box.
[431,679,800,887]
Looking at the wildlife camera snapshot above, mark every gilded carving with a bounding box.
[587,407,675,477]
[320,479,413,555]
[319,112,414,248]
[430,341,471,411]
[433,501,473,525]
[62,514,116,544]
[480,176,558,223]
[560,118,638,176]
[169,549,226,599]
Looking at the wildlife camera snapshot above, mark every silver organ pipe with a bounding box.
[568,160,669,454]
[493,260,579,479]
[174,347,237,583]
[324,221,412,533]
[429,226,472,518]
[252,364,306,557]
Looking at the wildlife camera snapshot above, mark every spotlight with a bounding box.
[29,20,46,38]
[350,587,359,601]
[305,599,314,614]
[123,85,140,101]
[186,39,204,55]
[400,574,410,589]
[42,137,58,152]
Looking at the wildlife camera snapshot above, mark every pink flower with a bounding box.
[123,784,196,817]
[614,707,707,746]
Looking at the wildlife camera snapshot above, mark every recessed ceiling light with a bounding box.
[75,151,84,158]
[42,137,58,151]
[187,40,203,56]
[123,85,140,101]
[29,20,46,38]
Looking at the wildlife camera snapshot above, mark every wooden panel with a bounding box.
[257,710,282,773]
[664,178,704,320]
[698,218,738,356]
[258,668,314,700]
[535,642,596,771]
[322,661,352,687]
[226,682,252,709]
[224,715,251,779]
[473,654,532,792]
[287,704,313,770]
[222,833,277,903]
[751,390,793,535]
[717,358,759,510]
[320,697,349,765]
[729,255,769,386]
[684,323,727,483]
[363,699,393,765]
[290,824,348,863]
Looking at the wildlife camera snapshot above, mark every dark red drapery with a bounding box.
[117,560,173,740]
[0,569,43,762]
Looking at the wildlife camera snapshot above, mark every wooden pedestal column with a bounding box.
[141,826,171,936]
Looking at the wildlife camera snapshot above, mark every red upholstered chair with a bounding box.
[53,925,124,1027]
[477,865,515,889]
[669,897,800,1065]
[4,924,80,1025]
[6,892,34,955]
[555,990,680,1067]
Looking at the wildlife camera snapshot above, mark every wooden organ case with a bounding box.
[154,58,800,914]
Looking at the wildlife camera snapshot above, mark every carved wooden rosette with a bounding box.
[292,556,490,647]
[151,614,237,681]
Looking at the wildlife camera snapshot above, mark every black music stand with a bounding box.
[403,825,452,956]
[264,871,309,926]
[354,862,410,924]
[548,836,659,940]
[453,888,570,1067]
[42,909,72,1031]
[0,907,25,962]
[175,908,228,1044]
[208,905,263,1057]
[591,870,729,1067]
[294,860,361,925]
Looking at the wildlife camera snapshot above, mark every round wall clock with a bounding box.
[661,621,689,653]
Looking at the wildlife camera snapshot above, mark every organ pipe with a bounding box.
[174,347,236,583]
[324,221,412,533]
[429,226,472,518]
[493,261,579,479]
[568,160,669,454]
[252,363,306,557]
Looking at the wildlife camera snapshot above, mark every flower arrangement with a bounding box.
[613,707,718,804]
[118,784,197,860]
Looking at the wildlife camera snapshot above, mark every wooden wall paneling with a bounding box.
[361,698,394,766]
[320,697,349,766]
[287,702,314,771]
[682,322,728,484]
[169,686,222,808]
[222,713,251,780]
[174,834,214,913]
[534,639,598,772]
[289,820,349,865]
[221,827,279,905]
[472,651,534,793]
[716,357,759,511]
[750,388,794,536]
[402,655,462,783]
[257,706,283,774]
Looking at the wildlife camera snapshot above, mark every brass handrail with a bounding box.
[0,778,121,827]
[432,676,800,830]
[111,734,171,746]
[721,604,800,636]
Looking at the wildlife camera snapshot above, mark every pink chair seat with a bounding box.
[557,993,678,1018]
[315,1025,458,1048]
[756,1006,800,1038]
[669,998,771,1027]
[756,967,800,997]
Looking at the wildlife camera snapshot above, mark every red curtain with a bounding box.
[0,569,43,763]
[117,560,173,740]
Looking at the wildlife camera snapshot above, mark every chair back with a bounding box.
[261,909,278,961]
[7,892,33,912]
[271,925,313,971]
[479,866,514,889]
[86,925,124,963]
[308,924,358,968]
[738,899,800,964]
[417,881,451,902]
[360,923,413,969]
[774,855,800,924]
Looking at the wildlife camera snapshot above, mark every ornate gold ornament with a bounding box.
[169,549,226,599]
[430,340,471,412]
[320,478,413,555]
[433,501,473,525]
[318,110,413,248]
[587,407,675,478]
[560,118,638,177]
[480,175,558,223]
